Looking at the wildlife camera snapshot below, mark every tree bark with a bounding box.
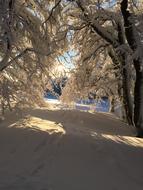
[121,0,143,136]
[134,60,143,137]
[110,96,115,113]
[108,48,133,124]
[122,60,133,125]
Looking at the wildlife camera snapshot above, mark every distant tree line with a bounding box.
[45,77,67,98]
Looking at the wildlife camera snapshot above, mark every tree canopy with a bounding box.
[1,0,143,136]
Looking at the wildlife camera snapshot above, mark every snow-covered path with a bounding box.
[0,108,143,190]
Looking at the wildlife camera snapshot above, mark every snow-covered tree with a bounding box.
[63,0,143,136]
[1,0,143,137]
[0,0,69,115]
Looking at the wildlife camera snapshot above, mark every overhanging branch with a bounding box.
[0,48,53,72]
[75,0,119,48]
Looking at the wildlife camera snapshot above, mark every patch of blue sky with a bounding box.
[57,50,77,70]
[67,30,74,42]
[101,0,116,9]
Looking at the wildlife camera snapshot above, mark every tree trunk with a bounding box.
[134,60,143,137]
[110,97,115,113]
[121,0,143,136]
[108,48,133,124]
[122,62,133,125]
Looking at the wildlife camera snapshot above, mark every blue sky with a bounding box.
[102,0,116,8]
[58,50,77,70]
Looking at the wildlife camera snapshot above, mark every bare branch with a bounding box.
[42,0,62,25]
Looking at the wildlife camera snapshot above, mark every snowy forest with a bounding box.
[1,1,143,190]
[0,0,143,138]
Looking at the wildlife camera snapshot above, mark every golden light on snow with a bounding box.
[90,132,143,148]
[101,134,143,148]
[9,116,66,135]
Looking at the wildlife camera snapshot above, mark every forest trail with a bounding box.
[0,108,143,190]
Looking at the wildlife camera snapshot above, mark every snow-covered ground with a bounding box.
[44,98,61,105]
[0,106,143,190]
[44,98,110,112]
